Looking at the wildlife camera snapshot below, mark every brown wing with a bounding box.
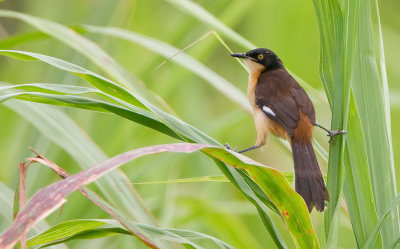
[290,85,315,124]
[255,68,315,137]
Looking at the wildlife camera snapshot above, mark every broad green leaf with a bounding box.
[203,147,319,249]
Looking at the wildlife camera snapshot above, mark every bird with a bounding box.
[228,48,346,212]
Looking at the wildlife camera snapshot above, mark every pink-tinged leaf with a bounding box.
[0,143,206,249]
[26,149,159,248]
[0,143,319,249]
[15,162,30,249]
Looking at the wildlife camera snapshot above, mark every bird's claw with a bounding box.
[224,143,237,152]
[327,129,347,144]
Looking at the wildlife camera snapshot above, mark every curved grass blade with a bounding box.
[130,176,229,185]
[311,1,350,249]
[27,220,105,247]
[37,228,130,248]
[0,10,132,89]
[0,31,49,49]
[165,0,254,49]
[0,50,147,108]
[342,95,380,248]
[27,219,234,249]
[362,194,400,249]
[128,172,297,185]
[0,86,179,140]
[0,83,164,119]
[0,144,319,249]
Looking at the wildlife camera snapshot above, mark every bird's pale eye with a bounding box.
[257,54,264,60]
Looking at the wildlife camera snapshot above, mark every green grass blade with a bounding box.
[38,228,131,248]
[350,1,399,247]
[165,0,255,49]
[343,95,380,248]
[0,31,48,49]
[362,194,400,249]
[27,220,105,247]
[130,176,229,185]
[0,84,179,139]
[374,1,399,242]
[0,50,146,108]
[128,172,297,185]
[311,2,348,248]
[28,219,235,249]
[0,10,134,90]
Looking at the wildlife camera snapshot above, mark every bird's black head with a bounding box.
[231,48,282,71]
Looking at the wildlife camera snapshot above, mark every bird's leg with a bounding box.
[237,145,262,154]
[314,123,347,144]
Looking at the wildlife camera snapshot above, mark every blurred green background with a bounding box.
[0,0,398,248]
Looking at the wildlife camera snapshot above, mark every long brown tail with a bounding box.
[291,140,329,212]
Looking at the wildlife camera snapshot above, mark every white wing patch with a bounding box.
[262,106,276,117]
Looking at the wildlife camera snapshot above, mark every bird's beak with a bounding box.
[230,53,256,61]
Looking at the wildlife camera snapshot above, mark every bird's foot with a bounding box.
[327,129,347,144]
[224,143,237,152]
